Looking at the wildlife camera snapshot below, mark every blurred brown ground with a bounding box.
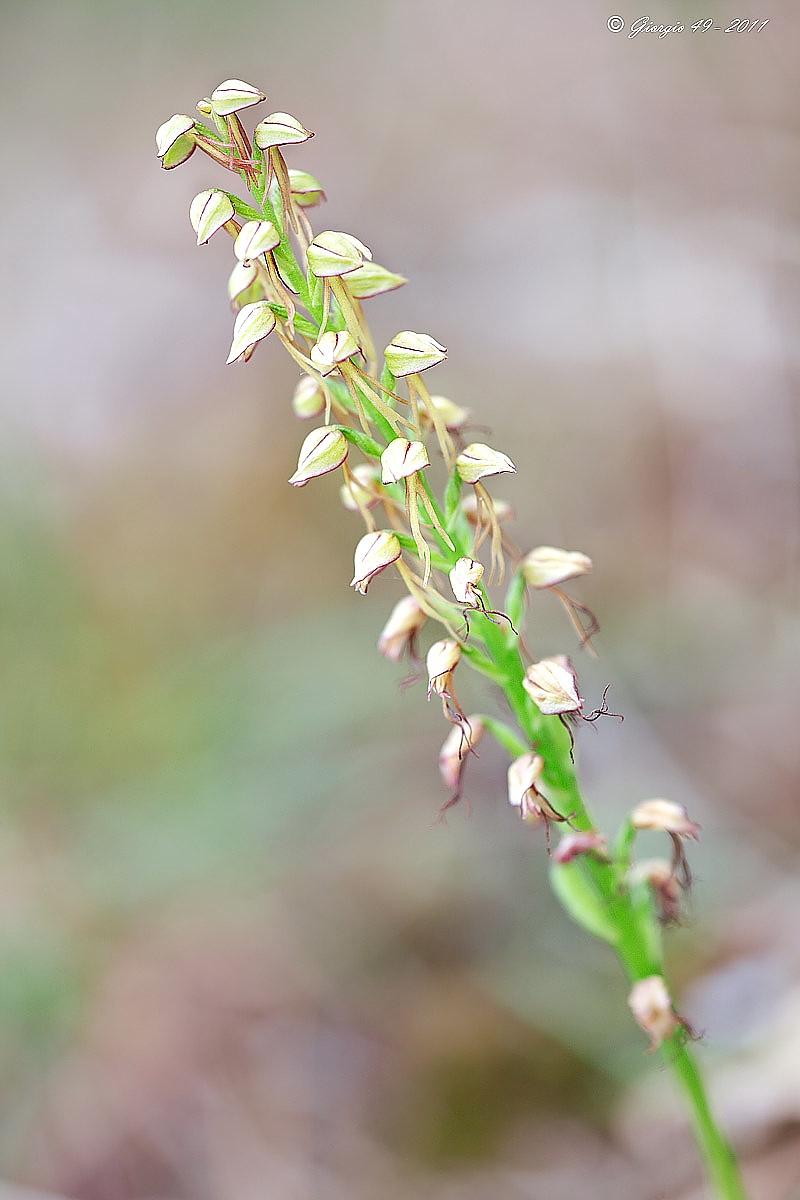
[1,0,799,1196]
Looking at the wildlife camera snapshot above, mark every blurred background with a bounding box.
[1,0,799,1196]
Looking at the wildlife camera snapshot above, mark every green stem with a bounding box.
[479,633,748,1200]
[666,1041,749,1200]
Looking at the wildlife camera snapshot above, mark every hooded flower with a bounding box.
[350,531,401,595]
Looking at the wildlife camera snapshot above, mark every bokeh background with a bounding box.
[1,1,799,1196]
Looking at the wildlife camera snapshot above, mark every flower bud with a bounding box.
[507,751,546,822]
[228,261,261,307]
[288,427,348,487]
[426,640,462,697]
[210,79,266,117]
[439,717,485,790]
[552,832,608,864]
[420,393,470,431]
[189,189,235,245]
[521,546,593,589]
[234,220,280,264]
[449,557,484,608]
[380,438,429,484]
[310,330,360,376]
[631,799,701,840]
[307,231,372,278]
[226,301,277,365]
[254,112,314,149]
[455,443,516,484]
[378,594,427,661]
[461,493,515,526]
[155,114,196,168]
[196,99,214,116]
[350,531,401,595]
[288,169,326,208]
[523,656,583,715]
[292,375,326,420]
[628,976,680,1050]
[343,262,407,299]
[384,331,447,377]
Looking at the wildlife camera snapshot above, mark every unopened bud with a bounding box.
[288,169,326,208]
[210,79,266,117]
[553,831,608,864]
[522,546,593,589]
[380,438,429,484]
[288,427,348,487]
[427,640,462,697]
[228,261,261,307]
[523,656,582,716]
[340,464,381,511]
[628,976,680,1050]
[155,114,196,168]
[226,301,277,365]
[234,220,280,264]
[190,189,235,245]
[310,330,359,377]
[449,557,484,608]
[378,594,427,662]
[350,531,401,595]
[421,393,470,431]
[461,493,515,526]
[307,231,371,278]
[631,799,701,840]
[455,443,516,484]
[292,375,325,419]
[439,717,485,790]
[384,331,447,377]
[254,112,314,149]
[196,99,214,116]
[507,751,546,822]
[343,262,407,299]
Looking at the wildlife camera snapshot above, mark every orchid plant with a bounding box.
[156,79,748,1199]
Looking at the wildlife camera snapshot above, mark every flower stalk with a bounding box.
[156,80,749,1200]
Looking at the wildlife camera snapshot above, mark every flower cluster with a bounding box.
[156,83,750,1188]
